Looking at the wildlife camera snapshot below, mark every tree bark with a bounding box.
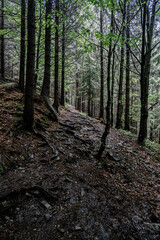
[53,0,59,112]
[41,0,58,122]
[0,0,4,80]
[60,10,65,106]
[116,0,126,129]
[99,9,104,119]
[34,0,42,92]
[111,48,115,127]
[19,0,25,92]
[23,0,36,131]
[41,0,52,98]
[96,7,114,158]
[138,0,157,144]
[124,0,130,131]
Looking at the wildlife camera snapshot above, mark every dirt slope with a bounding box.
[0,90,160,240]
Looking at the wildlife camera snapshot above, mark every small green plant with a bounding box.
[119,129,136,137]
[0,166,4,174]
[145,139,160,152]
[16,104,23,111]
[14,117,22,127]
[3,103,15,109]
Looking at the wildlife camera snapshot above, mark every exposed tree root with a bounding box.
[43,95,58,122]
[34,130,56,155]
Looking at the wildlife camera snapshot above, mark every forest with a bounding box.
[0,0,160,239]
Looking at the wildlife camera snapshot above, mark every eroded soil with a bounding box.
[0,89,160,240]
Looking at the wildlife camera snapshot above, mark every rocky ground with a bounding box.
[0,89,160,240]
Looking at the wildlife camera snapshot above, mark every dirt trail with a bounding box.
[0,90,160,240]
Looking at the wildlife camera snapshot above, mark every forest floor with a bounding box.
[0,88,160,240]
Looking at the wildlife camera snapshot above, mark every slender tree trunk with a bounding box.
[75,74,80,110]
[19,0,25,92]
[88,75,91,116]
[138,0,156,144]
[82,94,85,113]
[34,0,42,92]
[96,8,114,158]
[99,9,104,119]
[111,49,115,127]
[60,13,65,106]
[41,0,52,98]
[24,0,36,130]
[41,0,58,122]
[0,0,4,80]
[124,1,130,131]
[116,0,126,129]
[53,0,59,112]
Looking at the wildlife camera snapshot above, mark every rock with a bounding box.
[75,225,81,230]
[56,156,60,161]
[114,195,123,202]
[17,214,24,223]
[107,151,119,162]
[9,131,13,137]
[145,161,150,164]
[33,210,40,217]
[132,215,142,224]
[29,154,34,159]
[57,226,65,233]
[45,213,52,221]
[81,188,85,197]
[99,224,109,239]
[40,200,52,210]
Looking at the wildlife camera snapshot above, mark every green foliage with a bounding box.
[119,129,136,137]
[144,139,160,152]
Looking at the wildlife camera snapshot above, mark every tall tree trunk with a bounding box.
[111,48,115,127]
[82,93,85,113]
[60,13,65,106]
[116,0,126,129]
[138,0,157,144]
[34,0,42,92]
[41,0,58,121]
[88,74,91,116]
[124,0,130,131]
[53,0,59,112]
[24,0,36,130]
[0,0,4,80]
[96,7,114,158]
[99,9,104,119]
[41,0,52,98]
[19,0,25,92]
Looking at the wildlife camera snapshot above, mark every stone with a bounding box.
[40,200,52,210]
[81,188,85,197]
[29,154,34,159]
[75,225,81,230]
[57,227,65,233]
[132,215,142,224]
[17,214,24,223]
[114,195,123,202]
[45,213,52,221]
